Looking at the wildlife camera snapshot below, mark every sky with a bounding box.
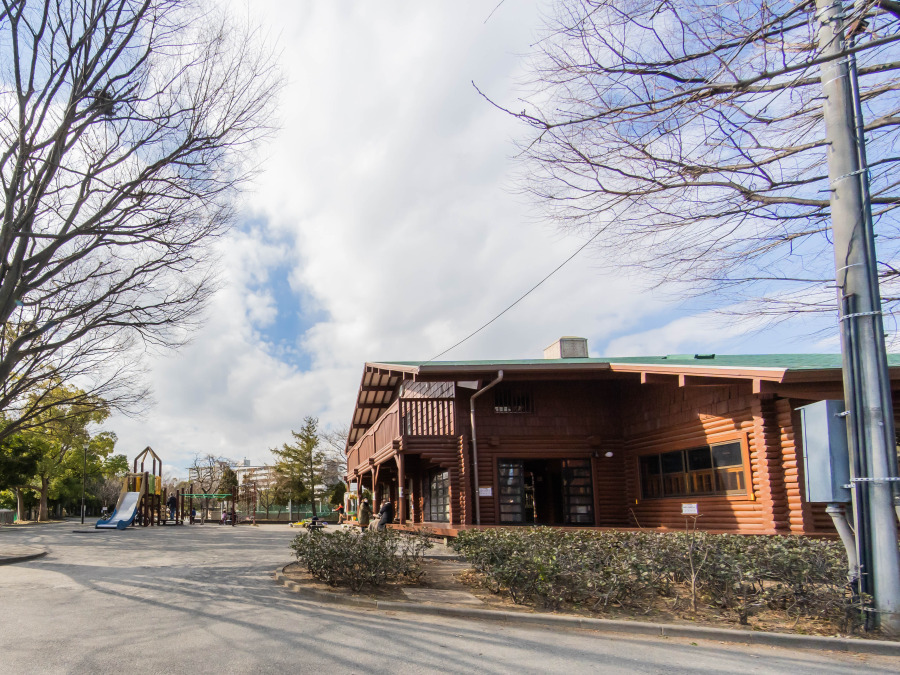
[102,1,840,479]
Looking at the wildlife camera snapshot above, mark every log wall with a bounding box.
[402,436,465,525]
[467,380,621,439]
[355,374,900,534]
[620,382,768,531]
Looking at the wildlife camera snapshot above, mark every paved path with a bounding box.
[0,522,896,674]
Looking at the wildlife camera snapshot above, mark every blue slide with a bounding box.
[96,490,142,529]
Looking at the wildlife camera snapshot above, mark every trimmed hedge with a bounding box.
[450,528,859,630]
[291,528,432,592]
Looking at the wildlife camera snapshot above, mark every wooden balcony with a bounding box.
[347,397,456,472]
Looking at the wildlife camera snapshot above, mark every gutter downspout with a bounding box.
[470,370,503,526]
[826,503,859,583]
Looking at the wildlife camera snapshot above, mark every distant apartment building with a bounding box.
[232,459,277,489]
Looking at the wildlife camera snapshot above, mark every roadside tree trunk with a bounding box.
[14,487,25,521]
[38,477,50,521]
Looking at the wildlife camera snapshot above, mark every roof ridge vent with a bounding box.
[663,353,716,360]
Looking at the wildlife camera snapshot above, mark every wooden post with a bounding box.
[372,465,380,511]
[412,472,422,524]
[398,453,406,525]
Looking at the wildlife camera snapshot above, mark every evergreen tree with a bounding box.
[273,416,324,518]
[329,481,346,507]
[220,466,239,519]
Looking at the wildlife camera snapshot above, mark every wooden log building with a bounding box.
[344,338,900,535]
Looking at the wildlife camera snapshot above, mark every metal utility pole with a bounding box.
[81,442,87,525]
[816,0,900,634]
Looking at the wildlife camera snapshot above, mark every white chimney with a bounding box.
[543,337,589,359]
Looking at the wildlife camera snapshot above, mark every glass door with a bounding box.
[562,459,594,525]
[426,469,449,522]
[498,460,525,523]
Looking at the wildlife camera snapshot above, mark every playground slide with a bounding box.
[96,484,144,530]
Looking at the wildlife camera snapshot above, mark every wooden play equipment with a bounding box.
[132,447,185,526]
[97,446,184,529]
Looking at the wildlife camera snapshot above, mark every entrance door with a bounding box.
[425,468,450,522]
[498,458,595,525]
[562,459,594,524]
[498,460,526,524]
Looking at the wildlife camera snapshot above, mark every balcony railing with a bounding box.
[401,398,455,436]
[347,397,456,471]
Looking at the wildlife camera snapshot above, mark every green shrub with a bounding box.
[451,528,856,628]
[290,528,432,592]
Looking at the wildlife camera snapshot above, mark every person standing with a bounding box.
[166,494,177,522]
[358,498,372,530]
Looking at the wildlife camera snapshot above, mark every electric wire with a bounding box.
[426,229,603,362]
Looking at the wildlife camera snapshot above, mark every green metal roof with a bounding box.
[373,354,900,371]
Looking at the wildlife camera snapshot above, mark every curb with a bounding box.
[274,567,377,609]
[273,565,900,656]
[0,547,48,566]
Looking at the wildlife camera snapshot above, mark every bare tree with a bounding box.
[0,1,279,440]
[256,482,280,520]
[96,475,123,510]
[504,0,900,323]
[188,453,229,524]
[320,424,348,488]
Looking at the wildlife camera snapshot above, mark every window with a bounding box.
[498,460,525,523]
[639,441,747,498]
[562,459,594,524]
[494,389,533,414]
[426,469,450,522]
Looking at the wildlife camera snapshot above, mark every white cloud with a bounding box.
[103,1,828,477]
[604,310,771,357]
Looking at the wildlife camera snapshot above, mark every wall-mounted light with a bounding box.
[605,451,614,458]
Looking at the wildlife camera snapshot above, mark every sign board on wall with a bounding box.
[350,483,358,492]
[479,487,493,497]
[681,503,699,515]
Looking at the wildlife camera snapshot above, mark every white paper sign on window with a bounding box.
[682,503,699,515]
[479,486,493,497]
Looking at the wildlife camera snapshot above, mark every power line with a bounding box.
[426,230,603,362]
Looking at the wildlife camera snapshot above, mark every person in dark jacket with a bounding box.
[166,495,177,521]
[376,500,394,531]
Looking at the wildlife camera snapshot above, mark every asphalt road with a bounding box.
[0,521,895,674]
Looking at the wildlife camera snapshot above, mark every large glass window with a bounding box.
[498,460,525,523]
[426,469,450,522]
[562,459,594,525]
[639,441,747,498]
